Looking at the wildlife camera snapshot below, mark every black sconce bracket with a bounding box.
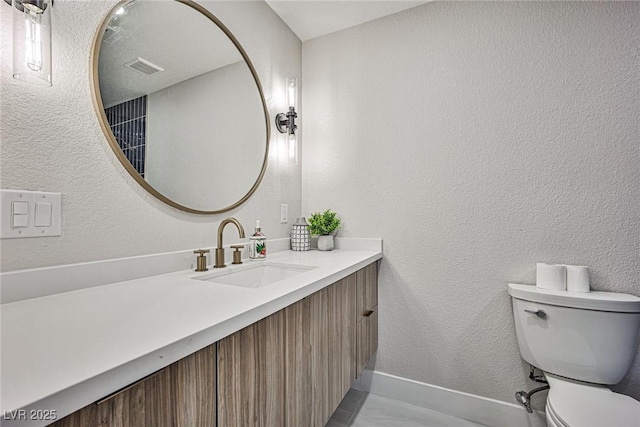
[276,106,298,136]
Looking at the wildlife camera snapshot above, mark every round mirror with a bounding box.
[92,0,269,214]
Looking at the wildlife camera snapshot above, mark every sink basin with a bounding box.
[194,262,316,289]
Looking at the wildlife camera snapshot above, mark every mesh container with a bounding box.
[291,217,311,251]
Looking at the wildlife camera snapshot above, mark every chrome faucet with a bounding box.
[215,217,246,268]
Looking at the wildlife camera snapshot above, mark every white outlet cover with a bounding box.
[280,203,288,224]
[1,189,62,239]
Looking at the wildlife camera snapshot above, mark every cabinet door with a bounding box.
[356,261,379,376]
[283,299,311,427]
[327,274,357,411]
[369,305,379,363]
[146,345,217,427]
[356,262,378,320]
[308,287,330,427]
[50,343,216,427]
[305,273,357,427]
[50,382,145,427]
[356,306,378,375]
[217,274,357,427]
[217,310,286,427]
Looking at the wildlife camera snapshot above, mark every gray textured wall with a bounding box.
[302,1,640,404]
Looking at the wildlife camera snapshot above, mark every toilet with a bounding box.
[508,283,640,427]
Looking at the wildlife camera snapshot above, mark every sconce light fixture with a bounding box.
[276,76,298,136]
[275,77,298,163]
[5,0,53,86]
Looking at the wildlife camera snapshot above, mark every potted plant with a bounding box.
[308,209,341,251]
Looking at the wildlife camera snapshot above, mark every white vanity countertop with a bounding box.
[1,246,382,426]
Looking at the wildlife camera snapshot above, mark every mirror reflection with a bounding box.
[95,0,269,213]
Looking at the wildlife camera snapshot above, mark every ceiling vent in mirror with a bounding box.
[102,26,119,44]
[124,57,164,76]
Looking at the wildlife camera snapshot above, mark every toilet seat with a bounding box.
[545,374,640,427]
[545,402,564,427]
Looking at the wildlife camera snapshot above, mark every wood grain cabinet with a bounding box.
[307,274,357,427]
[50,343,216,427]
[356,261,379,376]
[217,309,286,426]
[218,272,359,427]
[327,274,358,415]
[48,261,378,427]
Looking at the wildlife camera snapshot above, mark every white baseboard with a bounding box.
[353,369,547,427]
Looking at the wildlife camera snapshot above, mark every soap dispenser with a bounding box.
[249,220,266,260]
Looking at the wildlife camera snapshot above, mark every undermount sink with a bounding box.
[194,262,316,289]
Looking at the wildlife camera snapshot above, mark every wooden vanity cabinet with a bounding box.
[48,261,378,427]
[50,343,216,427]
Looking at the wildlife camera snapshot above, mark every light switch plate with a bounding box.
[280,203,288,224]
[1,189,62,239]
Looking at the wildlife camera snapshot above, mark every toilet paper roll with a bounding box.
[536,263,567,291]
[565,265,590,293]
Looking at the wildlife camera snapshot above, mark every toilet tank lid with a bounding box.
[508,283,640,313]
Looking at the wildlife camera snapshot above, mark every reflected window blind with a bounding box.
[104,96,147,177]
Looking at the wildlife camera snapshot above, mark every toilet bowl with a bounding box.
[544,374,640,427]
[508,283,640,427]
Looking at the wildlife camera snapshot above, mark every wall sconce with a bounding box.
[5,0,53,86]
[275,77,298,163]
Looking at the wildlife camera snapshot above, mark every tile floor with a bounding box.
[326,389,488,427]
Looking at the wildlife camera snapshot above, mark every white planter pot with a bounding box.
[317,235,335,251]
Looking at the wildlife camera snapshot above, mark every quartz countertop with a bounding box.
[1,245,382,426]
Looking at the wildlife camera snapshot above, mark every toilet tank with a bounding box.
[508,283,640,385]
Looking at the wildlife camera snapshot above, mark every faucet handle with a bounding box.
[193,249,210,272]
[231,245,244,265]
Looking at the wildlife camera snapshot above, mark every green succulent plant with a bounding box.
[308,209,341,236]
